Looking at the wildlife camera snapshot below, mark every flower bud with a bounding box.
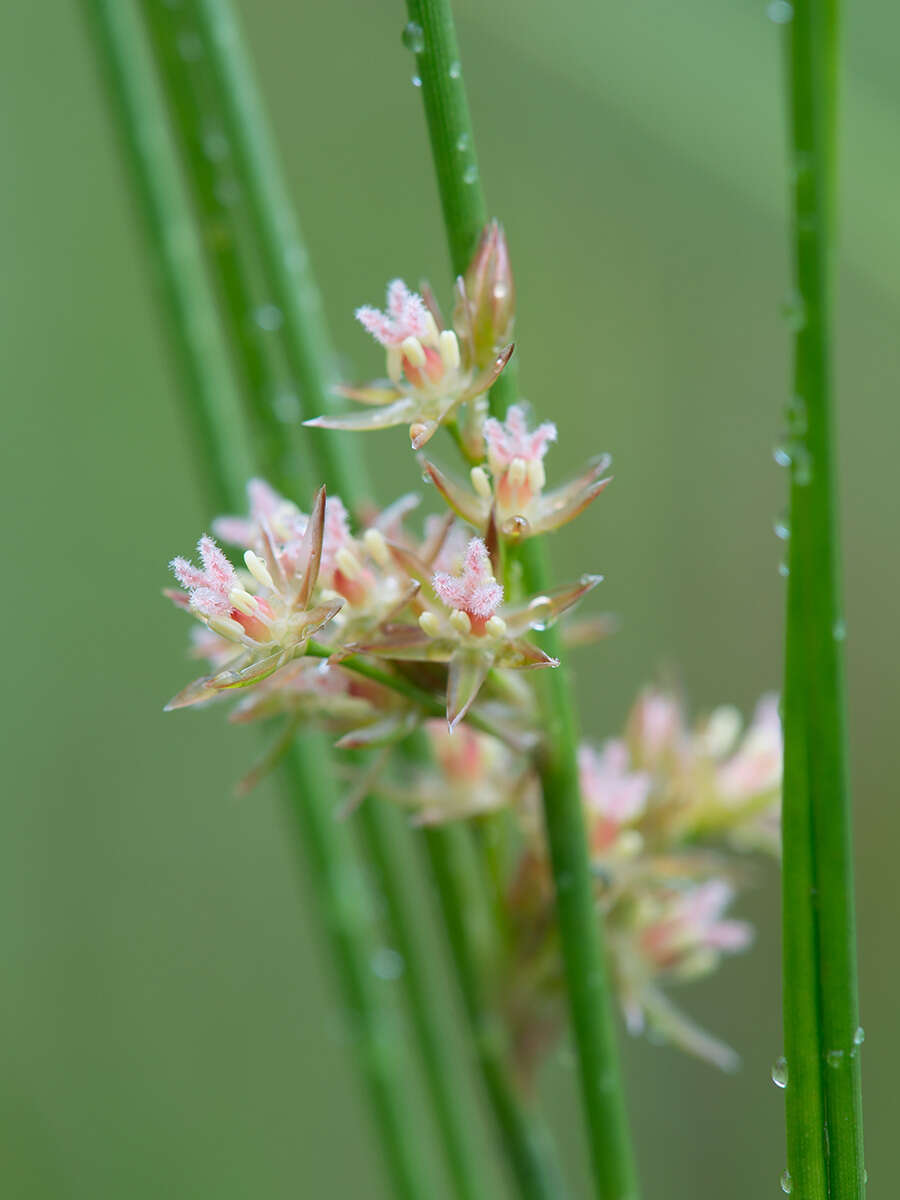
[456,220,515,368]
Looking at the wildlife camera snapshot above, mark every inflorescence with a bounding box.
[164,222,781,1072]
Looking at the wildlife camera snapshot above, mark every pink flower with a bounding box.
[432,537,503,625]
[483,404,557,474]
[578,740,651,852]
[640,880,753,971]
[715,694,782,801]
[307,273,513,450]
[356,279,431,346]
[171,536,238,618]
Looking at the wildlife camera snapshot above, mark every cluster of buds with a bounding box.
[164,223,781,1080]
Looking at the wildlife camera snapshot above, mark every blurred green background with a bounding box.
[2,1,897,1195]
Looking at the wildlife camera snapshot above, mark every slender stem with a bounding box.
[423,824,567,1200]
[194,0,365,504]
[80,0,252,513]
[81,5,429,1197]
[138,2,294,488]
[405,3,638,1195]
[782,1,865,1195]
[165,5,504,1197]
[304,642,518,750]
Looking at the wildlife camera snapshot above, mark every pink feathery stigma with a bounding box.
[483,404,557,469]
[432,537,503,618]
[170,535,237,616]
[247,478,283,523]
[355,279,431,346]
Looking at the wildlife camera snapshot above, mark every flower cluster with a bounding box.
[163,223,780,1076]
[500,688,781,1077]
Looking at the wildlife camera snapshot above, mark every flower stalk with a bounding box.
[404,1,639,1195]
[82,3,430,1196]
[141,1,558,1196]
[780,0,865,1194]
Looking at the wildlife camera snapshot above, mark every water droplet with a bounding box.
[215,177,241,207]
[785,394,807,435]
[774,445,792,468]
[462,164,479,184]
[176,31,203,61]
[774,515,791,541]
[401,21,425,53]
[826,1049,844,1068]
[371,946,405,980]
[768,1,794,24]
[274,392,300,423]
[411,74,422,88]
[456,133,470,152]
[771,1056,789,1088]
[853,1025,865,1046]
[832,618,847,642]
[779,561,790,578]
[780,291,807,331]
[254,303,283,332]
[502,514,530,540]
[202,128,229,162]
[780,1169,793,1194]
[793,444,813,486]
[448,60,461,79]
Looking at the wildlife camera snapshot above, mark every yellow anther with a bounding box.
[244,550,275,591]
[228,587,257,616]
[335,546,362,580]
[470,466,492,499]
[438,329,460,371]
[362,527,390,567]
[507,457,527,488]
[527,459,546,493]
[401,335,426,367]
[485,615,507,638]
[418,611,442,638]
[449,608,472,635]
[208,615,247,643]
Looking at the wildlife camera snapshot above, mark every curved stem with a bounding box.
[781,0,865,1194]
[305,641,520,751]
[405,2,639,1195]
[82,5,429,1197]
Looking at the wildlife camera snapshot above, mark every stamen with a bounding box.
[244,550,275,591]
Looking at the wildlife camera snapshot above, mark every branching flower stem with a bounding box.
[781,2,865,1195]
[404,2,639,1196]
[81,4,429,1197]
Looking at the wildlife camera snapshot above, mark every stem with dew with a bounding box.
[780,0,865,1194]
[404,2,639,1195]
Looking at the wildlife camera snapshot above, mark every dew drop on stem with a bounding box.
[767,1,794,24]
[401,21,424,53]
[780,1169,793,1194]
[771,1056,788,1088]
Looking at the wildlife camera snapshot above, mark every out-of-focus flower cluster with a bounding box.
[501,687,782,1078]
[163,222,781,1077]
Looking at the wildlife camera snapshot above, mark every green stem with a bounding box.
[304,642,518,750]
[405,2,638,1195]
[81,0,252,513]
[423,824,567,1200]
[138,1,294,489]
[781,1,865,1195]
[81,5,428,1197]
[194,0,365,503]
[165,5,504,1197]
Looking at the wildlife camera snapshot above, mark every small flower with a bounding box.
[165,488,342,710]
[305,276,513,450]
[423,405,612,540]
[637,880,753,976]
[578,740,651,855]
[391,720,537,824]
[357,536,600,729]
